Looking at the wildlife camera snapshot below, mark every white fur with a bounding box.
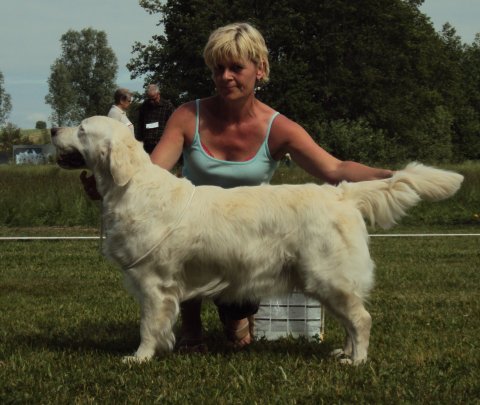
[52,116,464,364]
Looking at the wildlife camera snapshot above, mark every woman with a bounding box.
[148,22,393,350]
[107,88,135,135]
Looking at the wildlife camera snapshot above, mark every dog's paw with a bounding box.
[122,355,151,364]
[330,349,354,365]
[338,357,354,365]
[331,352,368,366]
[330,348,345,358]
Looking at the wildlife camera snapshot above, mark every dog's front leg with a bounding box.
[123,284,180,363]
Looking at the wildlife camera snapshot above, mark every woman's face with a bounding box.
[119,95,132,111]
[212,58,264,100]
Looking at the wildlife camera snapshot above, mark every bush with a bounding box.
[311,119,393,165]
[310,107,456,165]
[452,105,480,161]
[0,123,22,154]
[21,128,51,144]
[403,106,454,163]
[35,121,47,130]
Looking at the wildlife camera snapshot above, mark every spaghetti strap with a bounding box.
[265,111,280,142]
[195,99,200,135]
[182,104,279,187]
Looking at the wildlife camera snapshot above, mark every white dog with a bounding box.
[51,116,463,365]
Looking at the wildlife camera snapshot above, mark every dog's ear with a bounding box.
[109,135,145,186]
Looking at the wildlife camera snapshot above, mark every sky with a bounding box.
[1,0,479,129]
[0,0,160,129]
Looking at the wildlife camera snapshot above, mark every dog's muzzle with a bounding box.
[51,127,86,169]
[56,152,86,169]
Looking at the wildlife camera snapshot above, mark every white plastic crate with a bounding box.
[254,292,325,341]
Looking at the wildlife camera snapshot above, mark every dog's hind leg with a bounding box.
[320,290,372,365]
[123,283,180,363]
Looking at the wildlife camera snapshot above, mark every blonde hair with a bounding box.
[203,22,270,83]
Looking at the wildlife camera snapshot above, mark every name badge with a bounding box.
[146,122,159,129]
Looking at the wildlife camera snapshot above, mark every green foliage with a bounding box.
[22,128,50,145]
[130,0,480,163]
[129,0,220,103]
[451,33,480,160]
[401,106,454,163]
[45,28,118,126]
[0,71,12,126]
[313,119,391,165]
[0,123,21,154]
[0,232,479,403]
[35,121,47,130]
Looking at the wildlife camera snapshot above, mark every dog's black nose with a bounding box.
[50,127,59,137]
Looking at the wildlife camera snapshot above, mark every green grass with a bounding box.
[1,230,479,403]
[0,165,101,227]
[1,161,480,227]
[1,161,479,402]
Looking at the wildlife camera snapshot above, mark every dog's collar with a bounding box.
[125,187,196,269]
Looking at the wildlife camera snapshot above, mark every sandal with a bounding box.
[223,315,255,348]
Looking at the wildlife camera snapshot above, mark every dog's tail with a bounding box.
[340,162,464,229]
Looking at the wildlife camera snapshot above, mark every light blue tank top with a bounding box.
[182,99,279,188]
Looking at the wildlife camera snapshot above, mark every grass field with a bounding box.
[1,161,479,227]
[1,228,479,404]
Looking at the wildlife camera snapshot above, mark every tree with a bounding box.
[46,28,118,126]
[0,71,12,126]
[454,33,480,160]
[0,123,21,154]
[35,121,47,130]
[129,0,471,163]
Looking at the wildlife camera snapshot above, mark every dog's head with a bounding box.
[51,116,149,186]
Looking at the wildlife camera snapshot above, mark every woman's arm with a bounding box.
[150,103,194,170]
[270,115,393,184]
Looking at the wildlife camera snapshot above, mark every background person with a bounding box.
[137,84,175,154]
[107,88,134,135]
[149,22,393,350]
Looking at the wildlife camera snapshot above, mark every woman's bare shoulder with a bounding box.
[168,101,197,131]
[270,113,307,138]
[268,113,312,158]
[172,100,197,117]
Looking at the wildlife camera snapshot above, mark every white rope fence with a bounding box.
[0,236,102,240]
[369,233,480,237]
[0,233,479,240]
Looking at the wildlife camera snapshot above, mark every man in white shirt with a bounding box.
[107,88,135,135]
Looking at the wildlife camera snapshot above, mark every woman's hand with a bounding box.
[80,171,102,200]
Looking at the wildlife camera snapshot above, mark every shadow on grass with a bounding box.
[12,321,334,360]
[187,329,334,360]
[13,320,140,356]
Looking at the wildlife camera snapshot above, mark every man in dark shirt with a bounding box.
[136,84,175,154]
